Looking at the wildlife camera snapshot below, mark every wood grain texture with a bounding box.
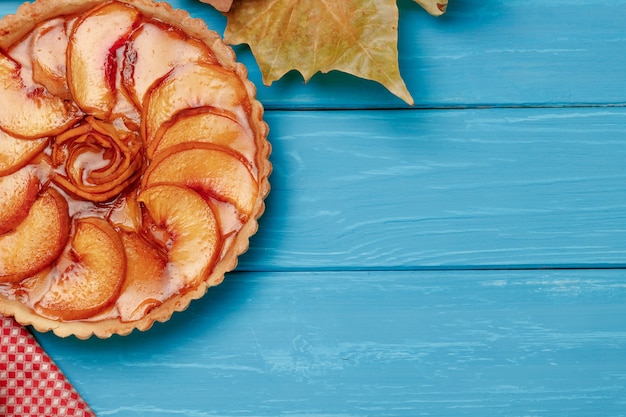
[35,270,626,416]
[239,107,626,270]
[2,0,625,108]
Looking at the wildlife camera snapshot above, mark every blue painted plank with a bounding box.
[34,269,626,416]
[396,0,626,108]
[239,107,626,270]
[1,0,625,108]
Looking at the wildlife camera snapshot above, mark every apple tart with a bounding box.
[0,0,271,338]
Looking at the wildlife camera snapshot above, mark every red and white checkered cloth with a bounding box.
[0,316,96,417]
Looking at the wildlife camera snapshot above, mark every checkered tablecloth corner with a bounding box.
[1,316,96,417]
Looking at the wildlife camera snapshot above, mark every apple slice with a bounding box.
[148,106,254,162]
[122,22,216,108]
[0,188,69,283]
[67,1,140,119]
[142,143,258,220]
[31,18,72,100]
[0,51,80,140]
[116,231,168,322]
[15,266,53,306]
[0,166,40,234]
[142,62,249,145]
[138,184,220,290]
[0,129,48,176]
[36,217,126,321]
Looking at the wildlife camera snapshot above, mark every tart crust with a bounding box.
[0,0,271,339]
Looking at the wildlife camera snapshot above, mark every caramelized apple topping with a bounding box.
[51,116,143,202]
[0,0,268,335]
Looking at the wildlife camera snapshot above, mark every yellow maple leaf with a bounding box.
[224,0,414,105]
[414,0,448,16]
[198,0,233,12]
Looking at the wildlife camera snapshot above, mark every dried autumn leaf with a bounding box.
[224,0,414,105]
[199,0,233,13]
[414,0,448,16]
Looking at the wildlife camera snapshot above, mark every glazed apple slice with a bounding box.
[142,143,258,220]
[67,1,140,119]
[142,62,249,145]
[0,188,69,283]
[116,231,168,322]
[148,106,254,162]
[15,266,53,306]
[31,18,72,100]
[0,129,48,176]
[0,166,40,234]
[0,51,80,139]
[36,217,126,321]
[122,22,216,108]
[138,184,220,290]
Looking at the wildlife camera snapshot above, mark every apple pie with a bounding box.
[0,0,271,338]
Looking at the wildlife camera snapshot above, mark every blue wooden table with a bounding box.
[3,0,626,415]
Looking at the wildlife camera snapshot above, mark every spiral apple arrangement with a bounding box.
[0,0,270,338]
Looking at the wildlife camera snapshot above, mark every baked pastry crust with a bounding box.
[0,0,271,338]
